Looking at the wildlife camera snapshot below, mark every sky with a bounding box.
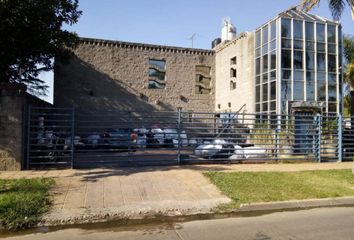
[40,0,354,103]
[64,0,354,49]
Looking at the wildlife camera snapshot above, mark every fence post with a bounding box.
[70,107,75,169]
[26,105,31,170]
[127,111,132,162]
[177,107,182,165]
[337,114,343,162]
[314,114,322,163]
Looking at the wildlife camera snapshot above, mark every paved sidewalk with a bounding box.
[0,162,352,226]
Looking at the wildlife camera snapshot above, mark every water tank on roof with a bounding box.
[211,38,221,48]
[221,17,236,42]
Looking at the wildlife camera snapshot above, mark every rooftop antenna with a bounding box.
[188,33,196,48]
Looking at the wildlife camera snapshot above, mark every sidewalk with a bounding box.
[0,162,353,226]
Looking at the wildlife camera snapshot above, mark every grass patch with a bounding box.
[0,178,54,230]
[204,170,354,210]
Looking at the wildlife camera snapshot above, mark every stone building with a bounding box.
[54,38,215,113]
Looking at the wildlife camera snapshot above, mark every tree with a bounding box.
[301,0,354,20]
[344,35,354,64]
[0,0,82,94]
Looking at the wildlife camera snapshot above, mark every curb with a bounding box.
[37,196,354,229]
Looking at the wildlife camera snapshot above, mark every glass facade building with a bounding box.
[254,9,342,116]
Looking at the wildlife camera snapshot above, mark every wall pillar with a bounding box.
[0,83,27,170]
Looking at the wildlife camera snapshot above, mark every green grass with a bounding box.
[0,178,54,230]
[204,170,354,210]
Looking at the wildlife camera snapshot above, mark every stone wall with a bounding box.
[214,32,255,114]
[54,38,215,113]
[0,84,26,170]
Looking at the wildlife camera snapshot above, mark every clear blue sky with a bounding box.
[65,0,354,49]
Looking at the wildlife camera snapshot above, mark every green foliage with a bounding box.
[0,178,54,230]
[0,0,82,94]
[204,169,354,210]
[301,0,353,20]
[344,35,354,64]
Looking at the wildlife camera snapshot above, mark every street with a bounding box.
[2,207,354,240]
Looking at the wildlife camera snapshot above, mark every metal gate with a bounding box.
[25,106,349,169]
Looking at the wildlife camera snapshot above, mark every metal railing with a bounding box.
[25,106,351,168]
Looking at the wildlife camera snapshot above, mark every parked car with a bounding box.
[194,139,235,159]
[100,128,137,150]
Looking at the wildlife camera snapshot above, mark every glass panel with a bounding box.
[256,30,261,48]
[270,81,276,100]
[328,85,336,101]
[305,22,314,41]
[282,70,291,80]
[294,51,303,69]
[263,73,268,83]
[149,59,166,70]
[270,70,276,80]
[262,83,268,101]
[294,70,304,81]
[317,43,326,52]
[270,21,276,40]
[328,73,336,85]
[256,58,261,75]
[281,18,291,38]
[270,51,276,70]
[282,39,291,48]
[306,41,314,51]
[262,43,268,55]
[294,40,303,50]
[270,40,276,51]
[270,101,276,111]
[316,23,325,42]
[317,80,326,101]
[256,47,261,57]
[262,25,269,44]
[293,20,303,39]
[293,81,304,100]
[256,75,260,85]
[256,103,260,112]
[306,72,315,100]
[282,50,291,68]
[328,54,336,72]
[148,81,165,89]
[149,68,165,81]
[327,25,336,43]
[317,53,326,71]
[317,72,326,81]
[281,81,291,100]
[256,85,260,102]
[262,102,268,112]
[328,44,336,53]
[306,52,314,70]
[328,102,337,112]
[263,54,268,72]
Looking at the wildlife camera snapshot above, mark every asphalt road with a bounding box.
[3,207,354,240]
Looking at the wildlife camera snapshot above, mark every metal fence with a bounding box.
[25,106,353,168]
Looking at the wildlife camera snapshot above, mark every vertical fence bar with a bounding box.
[177,108,182,165]
[127,111,132,162]
[314,114,322,162]
[26,105,31,170]
[70,107,75,169]
[337,114,343,162]
[275,115,281,161]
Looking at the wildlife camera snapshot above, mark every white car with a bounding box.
[194,139,234,158]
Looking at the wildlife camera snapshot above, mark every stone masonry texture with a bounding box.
[54,38,215,113]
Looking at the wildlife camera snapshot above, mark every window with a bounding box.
[195,66,211,94]
[282,50,291,69]
[327,25,336,43]
[328,54,336,72]
[148,59,166,89]
[317,53,326,71]
[270,81,276,100]
[270,51,276,70]
[281,80,291,100]
[282,39,291,49]
[230,81,236,90]
[306,72,315,100]
[262,83,268,101]
[256,30,261,48]
[281,18,291,38]
[230,56,237,65]
[256,58,261,75]
[317,79,326,101]
[293,20,303,39]
[306,52,314,70]
[316,23,325,42]
[293,51,303,69]
[294,40,303,50]
[263,54,268,72]
[230,68,237,78]
[293,81,304,100]
[270,21,276,40]
[305,22,314,41]
[262,25,268,44]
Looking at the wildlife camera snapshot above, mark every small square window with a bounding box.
[148,59,166,89]
[230,56,237,65]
